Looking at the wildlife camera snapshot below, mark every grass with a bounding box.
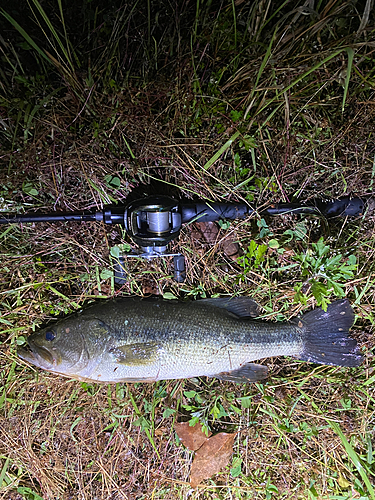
[1,0,375,498]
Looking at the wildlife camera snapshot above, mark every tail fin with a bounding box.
[297,300,363,367]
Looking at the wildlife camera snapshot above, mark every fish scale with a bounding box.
[18,296,362,384]
[81,300,302,381]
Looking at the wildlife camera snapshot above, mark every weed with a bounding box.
[293,237,357,310]
[239,240,268,272]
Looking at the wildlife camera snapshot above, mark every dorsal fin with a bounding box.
[199,297,261,318]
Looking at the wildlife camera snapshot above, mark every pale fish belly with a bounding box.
[152,337,304,381]
[76,334,304,383]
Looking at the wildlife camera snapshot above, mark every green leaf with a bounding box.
[104,175,121,188]
[312,237,330,258]
[100,268,113,280]
[327,279,345,298]
[17,487,44,500]
[234,152,241,167]
[325,254,343,270]
[189,416,200,427]
[311,280,329,308]
[239,396,252,408]
[230,110,242,122]
[239,240,268,271]
[133,416,150,430]
[22,181,38,197]
[0,316,12,326]
[184,390,197,398]
[268,239,279,249]
[210,404,221,419]
[110,246,120,258]
[295,290,306,304]
[162,408,176,418]
[347,254,357,266]
[230,457,242,477]
[239,134,257,150]
[283,229,295,243]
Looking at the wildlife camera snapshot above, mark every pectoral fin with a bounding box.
[214,363,268,383]
[111,342,159,366]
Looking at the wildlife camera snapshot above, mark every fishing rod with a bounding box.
[0,194,367,284]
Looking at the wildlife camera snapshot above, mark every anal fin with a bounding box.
[214,363,268,383]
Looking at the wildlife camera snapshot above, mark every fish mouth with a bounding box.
[18,343,58,368]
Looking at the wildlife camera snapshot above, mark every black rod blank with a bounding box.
[0,196,366,226]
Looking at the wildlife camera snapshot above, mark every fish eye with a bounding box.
[45,330,55,341]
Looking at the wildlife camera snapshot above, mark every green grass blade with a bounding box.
[122,135,136,160]
[362,372,375,386]
[256,48,347,121]
[342,47,354,113]
[86,178,117,204]
[203,131,240,170]
[193,0,200,44]
[0,9,51,63]
[57,0,72,64]
[47,286,80,309]
[29,0,75,72]
[0,457,10,487]
[298,387,375,498]
[328,420,375,499]
[260,103,283,129]
[128,391,160,459]
[250,28,276,104]
[23,87,62,141]
[260,0,291,34]
[231,0,237,52]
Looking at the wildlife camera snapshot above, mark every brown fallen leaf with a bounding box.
[174,422,212,451]
[222,239,241,260]
[190,432,236,488]
[195,221,219,244]
[154,426,167,436]
[141,278,159,295]
[193,221,241,260]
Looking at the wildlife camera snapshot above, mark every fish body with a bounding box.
[18,297,362,383]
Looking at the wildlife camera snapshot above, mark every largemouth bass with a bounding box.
[18,297,362,383]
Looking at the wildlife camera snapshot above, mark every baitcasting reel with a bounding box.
[0,194,368,284]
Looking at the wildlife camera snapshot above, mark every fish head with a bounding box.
[18,317,90,376]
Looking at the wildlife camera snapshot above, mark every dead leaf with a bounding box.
[141,279,159,295]
[174,422,211,451]
[154,426,167,436]
[193,221,241,260]
[195,221,219,244]
[222,239,240,260]
[190,432,236,488]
